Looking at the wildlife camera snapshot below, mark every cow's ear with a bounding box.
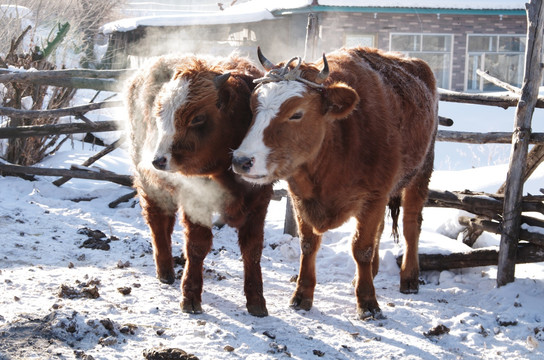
[216,88,232,109]
[323,82,359,120]
[213,73,232,109]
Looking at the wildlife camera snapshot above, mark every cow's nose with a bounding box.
[152,156,167,170]
[232,156,254,174]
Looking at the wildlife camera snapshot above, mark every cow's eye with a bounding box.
[190,115,206,126]
[289,111,303,121]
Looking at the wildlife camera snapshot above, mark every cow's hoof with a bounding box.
[356,298,384,320]
[158,275,175,285]
[181,299,203,314]
[157,268,175,285]
[290,294,313,311]
[247,303,268,317]
[357,308,385,320]
[357,306,385,320]
[400,278,419,294]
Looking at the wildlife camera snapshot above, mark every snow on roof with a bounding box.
[102,0,526,34]
[101,4,274,35]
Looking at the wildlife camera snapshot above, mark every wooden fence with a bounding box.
[1,1,543,285]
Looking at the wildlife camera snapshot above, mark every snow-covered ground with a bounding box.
[1,86,544,360]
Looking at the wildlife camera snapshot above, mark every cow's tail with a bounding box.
[388,196,401,243]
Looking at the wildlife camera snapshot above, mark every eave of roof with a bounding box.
[272,5,525,16]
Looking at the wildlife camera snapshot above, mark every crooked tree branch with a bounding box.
[426,189,544,217]
[0,162,132,187]
[437,130,544,144]
[0,68,134,91]
[476,69,522,95]
[396,243,544,271]
[52,138,125,187]
[459,216,544,247]
[437,88,544,109]
[0,68,132,81]
[438,116,453,127]
[0,121,121,139]
[0,100,122,119]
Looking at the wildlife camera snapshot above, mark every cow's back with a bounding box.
[316,47,438,186]
[351,47,437,175]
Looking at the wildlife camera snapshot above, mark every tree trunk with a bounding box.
[498,0,544,286]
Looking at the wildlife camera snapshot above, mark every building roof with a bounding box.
[309,1,525,10]
[102,0,526,34]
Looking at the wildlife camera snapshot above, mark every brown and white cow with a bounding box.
[124,54,273,317]
[232,47,437,319]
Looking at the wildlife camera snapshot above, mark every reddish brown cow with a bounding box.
[124,54,272,317]
[232,47,437,319]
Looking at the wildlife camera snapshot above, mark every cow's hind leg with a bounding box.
[238,206,268,317]
[400,149,434,294]
[372,218,384,278]
[353,197,388,320]
[140,193,176,284]
[180,214,213,314]
[291,215,322,312]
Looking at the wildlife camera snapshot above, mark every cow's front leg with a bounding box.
[353,197,388,320]
[139,193,176,284]
[291,214,322,312]
[237,208,268,317]
[180,214,213,314]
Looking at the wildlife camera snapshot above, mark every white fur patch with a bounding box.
[153,77,191,169]
[234,81,306,180]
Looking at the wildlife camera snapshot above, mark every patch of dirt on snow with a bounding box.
[0,310,138,359]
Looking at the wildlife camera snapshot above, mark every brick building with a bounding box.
[315,10,526,92]
[104,1,527,92]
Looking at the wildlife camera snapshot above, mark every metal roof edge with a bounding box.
[272,6,525,16]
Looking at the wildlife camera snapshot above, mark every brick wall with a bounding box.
[318,11,526,91]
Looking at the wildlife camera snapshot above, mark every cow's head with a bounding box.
[232,48,360,184]
[152,59,255,175]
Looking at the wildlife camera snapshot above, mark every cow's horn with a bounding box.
[315,53,329,84]
[214,72,231,89]
[257,46,275,71]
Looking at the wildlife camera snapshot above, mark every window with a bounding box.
[345,34,375,48]
[466,34,525,92]
[390,33,453,89]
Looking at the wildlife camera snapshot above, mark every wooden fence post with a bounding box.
[498,0,544,286]
[283,194,299,237]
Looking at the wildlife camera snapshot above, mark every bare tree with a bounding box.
[0,0,125,67]
[0,0,126,165]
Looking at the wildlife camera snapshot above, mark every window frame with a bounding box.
[389,32,454,90]
[465,33,526,92]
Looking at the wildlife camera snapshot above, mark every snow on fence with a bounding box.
[1,1,544,284]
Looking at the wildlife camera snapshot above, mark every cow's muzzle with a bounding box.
[232,155,254,174]
[152,156,168,171]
